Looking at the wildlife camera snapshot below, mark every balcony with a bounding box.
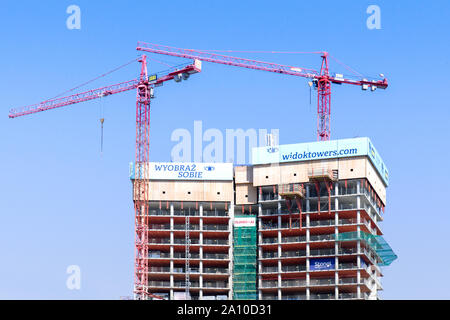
[282,279,307,287]
[336,180,383,216]
[172,267,200,273]
[203,224,229,232]
[261,222,278,230]
[148,238,170,244]
[203,281,228,289]
[148,209,170,216]
[281,250,307,258]
[203,267,229,274]
[203,253,229,260]
[337,181,358,196]
[149,224,171,230]
[148,281,170,287]
[282,294,307,300]
[260,209,279,216]
[310,234,334,242]
[282,235,307,244]
[310,293,335,300]
[174,281,200,288]
[261,266,278,273]
[337,248,358,255]
[262,295,279,300]
[173,252,200,259]
[262,237,278,244]
[338,262,358,270]
[203,210,228,217]
[308,201,335,212]
[174,210,200,217]
[361,185,382,214]
[173,224,200,231]
[361,248,380,265]
[261,280,278,288]
[309,217,373,230]
[260,193,279,202]
[261,252,278,259]
[338,292,369,300]
[280,221,304,229]
[203,239,229,246]
[338,277,358,285]
[173,238,200,245]
[338,218,357,226]
[310,278,335,286]
[310,219,335,227]
[281,265,307,272]
[172,267,184,273]
[148,251,170,258]
[309,248,335,257]
[148,266,171,273]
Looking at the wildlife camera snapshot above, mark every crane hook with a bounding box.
[100,118,105,155]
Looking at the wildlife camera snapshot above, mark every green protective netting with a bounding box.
[333,231,397,266]
[234,293,258,299]
[233,220,257,300]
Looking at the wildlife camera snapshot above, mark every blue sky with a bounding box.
[1,1,449,299]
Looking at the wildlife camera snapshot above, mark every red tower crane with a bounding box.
[136,42,388,141]
[9,55,202,300]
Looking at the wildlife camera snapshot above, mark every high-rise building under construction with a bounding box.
[130,137,396,300]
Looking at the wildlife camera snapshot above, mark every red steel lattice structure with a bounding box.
[9,55,202,300]
[136,42,388,141]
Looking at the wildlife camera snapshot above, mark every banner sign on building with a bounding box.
[130,162,233,181]
[251,137,389,186]
[309,257,335,271]
[234,217,256,227]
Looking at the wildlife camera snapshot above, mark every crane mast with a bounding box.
[317,52,331,141]
[134,55,152,300]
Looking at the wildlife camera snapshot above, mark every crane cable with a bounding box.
[48,58,139,101]
[328,54,363,77]
[199,49,366,78]
[198,49,324,55]
[99,94,105,157]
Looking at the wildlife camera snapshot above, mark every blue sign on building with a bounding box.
[252,137,389,186]
[309,257,335,271]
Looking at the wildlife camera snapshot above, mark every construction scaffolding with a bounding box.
[233,216,257,300]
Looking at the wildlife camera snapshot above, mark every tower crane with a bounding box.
[8,55,202,300]
[136,42,388,141]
